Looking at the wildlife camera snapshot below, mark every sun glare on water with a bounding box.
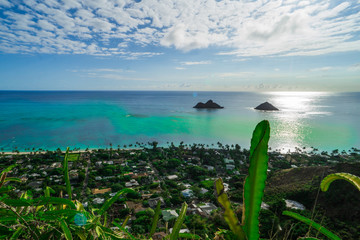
[264,92,332,152]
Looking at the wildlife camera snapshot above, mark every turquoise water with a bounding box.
[0,91,359,152]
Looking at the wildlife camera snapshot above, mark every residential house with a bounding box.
[224,158,234,164]
[226,164,235,170]
[162,210,178,221]
[167,175,178,180]
[148,197,165,208]
[92,188,112,195]
[181,189,193,198]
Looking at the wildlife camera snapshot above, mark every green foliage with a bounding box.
[321,172,360,192]
[243,120,270,240]
[149,200,161,238]
[169,202,188,240]
[283,211,341,240]
[215,178,246,240]
[98,188,135,215]
[200,180,214,189]
[63,147,72,201]
[214,120,270,240]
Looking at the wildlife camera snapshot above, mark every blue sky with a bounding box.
[0,0,359,91]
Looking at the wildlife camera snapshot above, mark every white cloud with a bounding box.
[309,66,333,72]
[181,61,211,65]
[348,63,360,71]
[95,74,149,81]
[175,67,186,70]
[217,72,254,78]
[0,0,12,7]
[0,0,359,57]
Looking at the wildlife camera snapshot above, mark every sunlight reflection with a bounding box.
[263,92,331,152]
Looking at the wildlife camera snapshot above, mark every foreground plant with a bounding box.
[0,148,136,239]
[283,173,360,240]
[215,120,270,240]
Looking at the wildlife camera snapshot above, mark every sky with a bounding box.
[0,0,359,91]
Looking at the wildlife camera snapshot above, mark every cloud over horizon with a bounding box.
[0,0,359,58]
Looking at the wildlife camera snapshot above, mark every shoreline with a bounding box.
[1,145,358,156]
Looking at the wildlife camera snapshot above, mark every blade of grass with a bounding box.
[243,120,270,240]
[60,219,73,240]
[10,226,24,240]
[63,147,72,201]
[122,215,130,228]
[283,211,340,240]
[214,178,245,240]
[113,221,138,240]
[98,188,133,215]
[149,200,161,238]
[321,173,360,192]
[169,202,188,240]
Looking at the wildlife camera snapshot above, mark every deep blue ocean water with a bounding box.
[0,91,359,152]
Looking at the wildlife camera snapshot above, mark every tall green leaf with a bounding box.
[121,215,130,228]
[35,197,76,209]
[10,226,24,240]
[243,120,270,240]
[44,186,55,197]
[3,197,76,208]
[38,209,80,220]
[215,178,246,240]
[169,202,188,240]
[112,221,138,240]
[283,211,341,240]
[0,164,17,175]
[149,200,161,238]
[178,233,202,239]
[63,147,72,201]
[98,188,133,215]
[60,219,73,240]
[0,186,14,194]
[0,165,17,188]
[321,172,360,192]
[3,177,21,183]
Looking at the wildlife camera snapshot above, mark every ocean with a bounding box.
[0,91,359,152]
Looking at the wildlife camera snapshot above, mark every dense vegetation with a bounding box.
[0,121,360,239]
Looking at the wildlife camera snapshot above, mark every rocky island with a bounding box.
[193,100,224,109]
[254,101,279,111]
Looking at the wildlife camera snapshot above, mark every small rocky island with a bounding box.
[193,100,224,109]
[254,102,279,111]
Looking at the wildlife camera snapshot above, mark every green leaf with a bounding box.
[243,120,270,240]
[10,226,24,240]
[44,186,55,198]
[321,172,360,192]
[3,198,32,207]
[215,178,246,240]
[0,186,14,194]
[98,188,134,215]
[178,233,202,239]
[38,209,80,220]
[122,215,130,228]
[3,177,22,183]
[3,197,76,208]
[63,147,72,201]
[60,219,73,240]
[75,231,87,240]
[169,202,188,240]
[112,222,138,240]
[34,197,76,209]
[0,209,17,217]
[283,211,341,240]
[149,200,161,238]
[0,165,17,175]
